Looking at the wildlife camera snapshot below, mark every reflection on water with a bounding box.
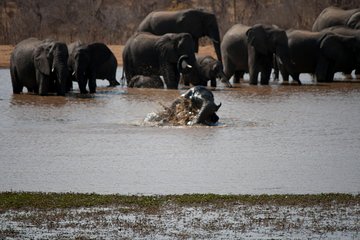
[0,68,359,195]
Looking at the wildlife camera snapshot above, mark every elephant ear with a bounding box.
[347,11,360,29]
[320,33,351,61]
[155,34,177,63]
[34,45,51,75]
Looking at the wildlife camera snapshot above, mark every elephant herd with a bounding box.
[9,6,360,96]
[222,6,360,85]
[10,38,119,95]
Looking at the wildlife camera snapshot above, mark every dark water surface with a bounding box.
[0,69,359,194]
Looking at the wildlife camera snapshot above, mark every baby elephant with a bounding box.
[180,86,222,125]
[128,75,164,88]
[145,86,221,126]
[182,55,231,87]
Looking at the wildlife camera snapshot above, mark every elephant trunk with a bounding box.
[276,45,301,84]
[218,71,232,87]
[54,59,69,95]
[177,55,193,74]
[193,100,221,125]
[178,54,203,87]
[161,61,179,89]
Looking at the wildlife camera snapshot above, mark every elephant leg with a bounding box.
[325,70,335,82]
[260,57,272,85]
[123,62,135,86]
[249,65,259,85]
[281,70,289,82]
[355,68,360,78]
[260,67,272,85]
[66,76,74,92]
[108,79,120,86]
[89,77,97,93]
[290,73,300,83]
[48,76,57,93]
[210,78,216,87]
[10,67,22,94]
[315,56,330,82]
[233,71,243,83]
[78,79,88,94]
[108,72,120,86]
[223,57,236,84]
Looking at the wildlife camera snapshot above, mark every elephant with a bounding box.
[137,8,222,62]
[122,32,199,89]
[278,29,360,83]
[145,86,221,126]
[312,6,360,31]
[67,42,119,94]
[321,26,360,77]
[179,86,221,125]
[221,24,297,85]
[128,75,164,88]
[10,38,69,96]
[181,55,231,87]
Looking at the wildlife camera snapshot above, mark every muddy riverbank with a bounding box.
[0,192,359,239]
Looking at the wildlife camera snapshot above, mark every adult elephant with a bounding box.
[312,6,360,31]
[10,38,69,95]
[122,32,198,89]
[322,26,360,77]
[182,55,231,87]
[137,8,222,62]
[68,42,119,94]
[221,24,297,85]
[278,29,360,83]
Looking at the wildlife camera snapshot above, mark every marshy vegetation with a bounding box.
[1,192,359,239]
[1,192,358,210]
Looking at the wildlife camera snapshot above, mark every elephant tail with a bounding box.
[121,48,134,87]
[120,68,126,87]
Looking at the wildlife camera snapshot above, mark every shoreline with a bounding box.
[0,45,216,68]
[1,192,359,239]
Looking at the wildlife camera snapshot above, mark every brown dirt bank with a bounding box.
[0,45,216,68]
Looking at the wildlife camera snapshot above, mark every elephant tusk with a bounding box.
[51,67,55,73]
[72,71,76,76]
[181,60,192,70]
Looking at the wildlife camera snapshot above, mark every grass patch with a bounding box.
[0,192,359,211]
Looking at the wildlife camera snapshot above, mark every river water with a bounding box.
[0,68,359,195]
